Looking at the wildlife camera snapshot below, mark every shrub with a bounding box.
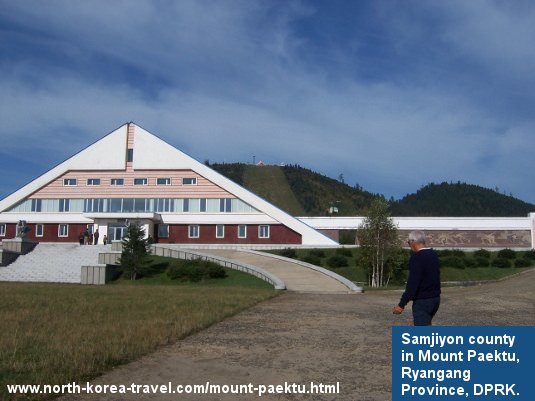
[166,259,227,282]
[309,249,326,258]
[437,249,452,257]
[336,248,353,257]
[497,249,516,259]
[514,258,532,268]
[522,250,535,260]
[491,258,512,268]
[463,258,477,268]
[279,248,297,259]
[167,261,203,282]
[440,256,465,269]
[301,255,322,266]
[451,249,466,258]
[326,255,348,268]
[474,257,490,267]
[474,249,491,259]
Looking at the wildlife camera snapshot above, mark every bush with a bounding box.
[279,248,297,259]
[474,257,490,267]
[522,250,535,260]
[336,248,353,257]
[440,256,465,269]
[166,259,227,282]
[326,255,348,268]
[463,258,477,268]
[491,258,512,268]
[497,249,517,259]
[450,249,466,258]
[514,258,532,268]
[474,249,491,259]
[309,249,326,258]
[301,255,322,266]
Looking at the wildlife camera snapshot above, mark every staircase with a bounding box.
[0,243,110,283]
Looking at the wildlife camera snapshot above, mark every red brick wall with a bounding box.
[156,224,301,245]
[1,223,89,243]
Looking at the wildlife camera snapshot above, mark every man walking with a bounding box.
[393,230,441,326]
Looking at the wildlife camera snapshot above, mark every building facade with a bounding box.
[0,123,337,247]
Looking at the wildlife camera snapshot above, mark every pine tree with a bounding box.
[119,223,151,280]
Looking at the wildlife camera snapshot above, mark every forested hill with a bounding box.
[389,182,535,217]
[210,163,535,217]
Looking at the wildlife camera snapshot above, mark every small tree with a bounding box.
[119,223,151,280]
[357,199,401,288]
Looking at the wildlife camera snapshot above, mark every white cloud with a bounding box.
[1,0,534,203]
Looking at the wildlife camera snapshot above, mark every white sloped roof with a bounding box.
[0,123,337,246]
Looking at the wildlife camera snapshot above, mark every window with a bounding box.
[200,198,207,212]
[36,224,44,237]
[58,224,69,237]
[127,149,134,162]
[219,198,232,213]
[87,178,101,186]
[63,178,77,186]
[0,223,6,237]
[216,225,225,238]
[155,198,172,213]
[188,225,200,238]
[182,177,197,185]
[134,178,148,185]
[183,198,189,212]
[59,199,70,212]
[157,178,171,185]
[259,225,270,239]
[31,199,42,212]
[238,225,247,238]
[111,178,124,186]
[158,224,169,238]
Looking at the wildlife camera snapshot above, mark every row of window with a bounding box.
[0,223,270,239]
[63,177,197,187]
[0,223,49,237]
[10,198,259,214]
[158,224,270,239]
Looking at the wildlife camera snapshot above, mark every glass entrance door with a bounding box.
[108,224,127,242]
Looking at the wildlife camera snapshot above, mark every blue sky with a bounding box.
[1,0,535,205]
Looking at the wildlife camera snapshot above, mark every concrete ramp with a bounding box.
[200,249,360,293]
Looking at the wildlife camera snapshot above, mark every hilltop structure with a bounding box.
[0,123,336,247]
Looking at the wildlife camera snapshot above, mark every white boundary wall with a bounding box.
[300,213,535,249]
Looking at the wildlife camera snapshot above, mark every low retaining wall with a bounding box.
[301,214,535,249]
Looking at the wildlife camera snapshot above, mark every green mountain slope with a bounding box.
[210,164,535,217]
[390,182,535,217]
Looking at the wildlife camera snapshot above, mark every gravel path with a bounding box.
[61,269,535,401]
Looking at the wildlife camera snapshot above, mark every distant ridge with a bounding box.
[390,182,535,217]
[211,163,535,217]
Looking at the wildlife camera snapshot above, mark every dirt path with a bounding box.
[61,269,535,401]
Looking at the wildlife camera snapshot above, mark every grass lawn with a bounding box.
[0,261,277,401]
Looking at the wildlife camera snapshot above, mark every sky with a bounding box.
[1,0,535,204]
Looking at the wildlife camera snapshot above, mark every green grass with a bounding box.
[0,264,277,401]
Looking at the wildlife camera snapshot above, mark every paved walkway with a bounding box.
[60,269,535,401]
[199,248,357,293]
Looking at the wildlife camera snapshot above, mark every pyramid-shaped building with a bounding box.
[0,123,336,246]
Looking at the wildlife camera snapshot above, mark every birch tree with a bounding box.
[357,199,401,288]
